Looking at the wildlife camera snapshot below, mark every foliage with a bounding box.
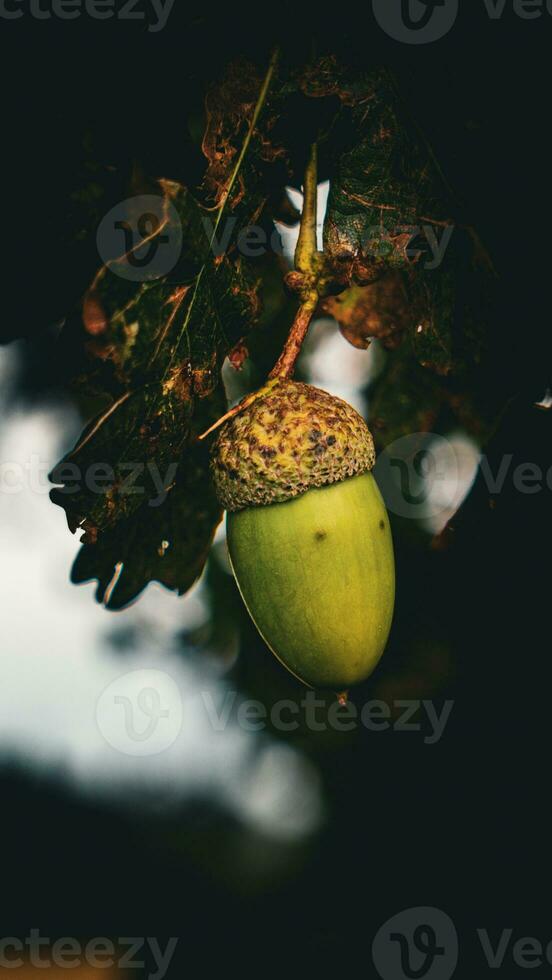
[47,54,494,607]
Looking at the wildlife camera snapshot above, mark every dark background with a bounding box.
[1,3,551,976]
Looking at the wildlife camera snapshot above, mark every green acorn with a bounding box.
[211,378,395,692]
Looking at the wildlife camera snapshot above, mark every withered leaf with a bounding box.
[201,56,288,232]
[319,65,453,273]
[301,58,490,376]
[51,181,258,542]
[50,376,193,540]
[50,56,278,606]
[322,272,411,350]
[69,180,260,397]
[70,418,223,611]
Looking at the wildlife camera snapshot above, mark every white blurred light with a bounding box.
[274,181,329,264]
[535,388,552,410]
[423,432,481,534]
[229,744,323,842]
[0,348,322,843]
[299,318,385,416]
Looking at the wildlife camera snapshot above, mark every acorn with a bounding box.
[211,379,395,692]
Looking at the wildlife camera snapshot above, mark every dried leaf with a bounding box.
[303,58,489,376]
[322,272,411,350]
[50,377,193,540]
[50,58,278,605]
[70,410,223,611]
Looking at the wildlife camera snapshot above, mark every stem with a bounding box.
[294,143,318,273]
[213,47,280,238]
[268,295,317,379]
[198,378,280,441]
[268,143,321,380]
[198,137,321,438]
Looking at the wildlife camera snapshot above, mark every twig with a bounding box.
[198,139,321,439]
[268,142,321,380]
[268,295,318,379]
[295,143,318,273]
[198,379,280,441]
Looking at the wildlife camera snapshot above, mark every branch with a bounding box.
[268,295,318,379]
[198,140,322,438]
[268,142,321,380]
[294,143,318,273]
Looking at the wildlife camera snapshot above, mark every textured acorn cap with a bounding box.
[211,379,376,511]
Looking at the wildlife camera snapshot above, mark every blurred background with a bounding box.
[1,4,551,976]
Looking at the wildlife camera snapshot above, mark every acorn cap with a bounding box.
[211,379,376,511]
